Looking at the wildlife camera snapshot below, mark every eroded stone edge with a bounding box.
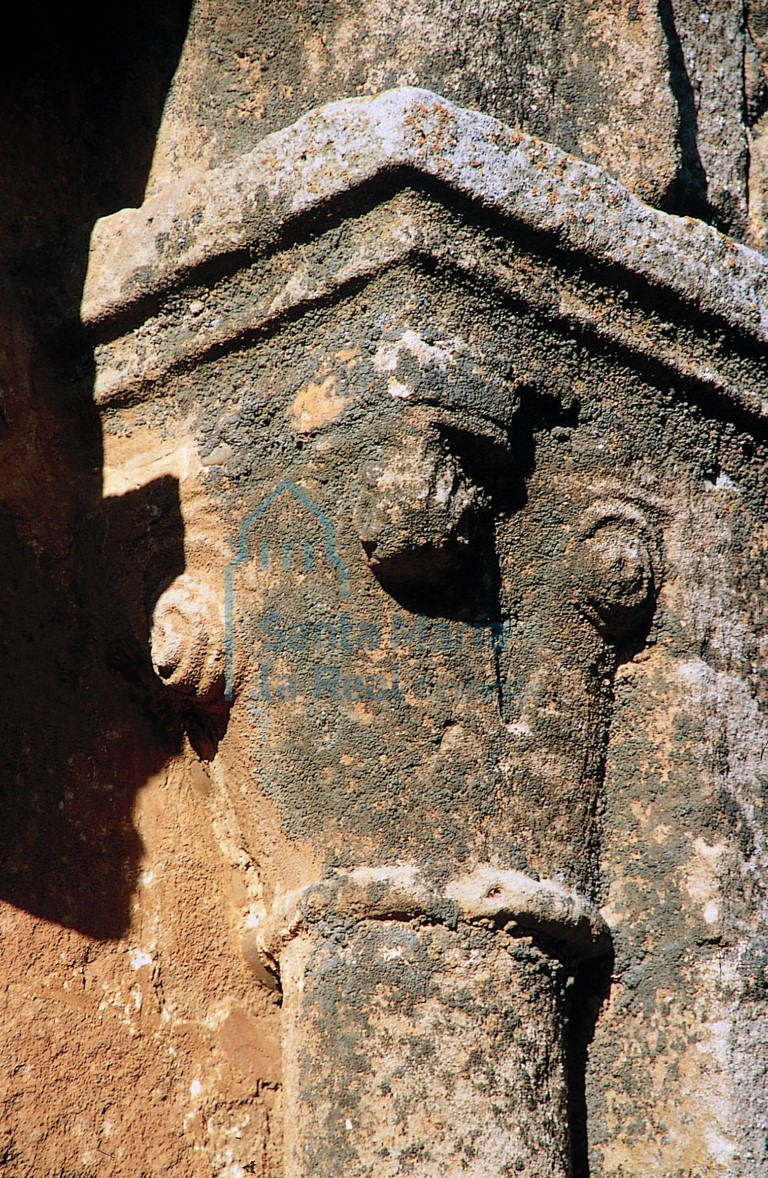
[83,87,768,350]
[265,865,611,963]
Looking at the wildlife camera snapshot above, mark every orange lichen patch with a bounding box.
[290,373,350,433]
[334,345,359,363]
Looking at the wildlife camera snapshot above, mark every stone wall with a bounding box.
[1,5,767,1177]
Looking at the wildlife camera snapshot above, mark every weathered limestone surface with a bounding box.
[144,0,768,245]
[1,6,768,1178]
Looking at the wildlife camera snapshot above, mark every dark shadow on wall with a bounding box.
[656,0,712,225]
[568,949,615,1178]
[0,4,192,939]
